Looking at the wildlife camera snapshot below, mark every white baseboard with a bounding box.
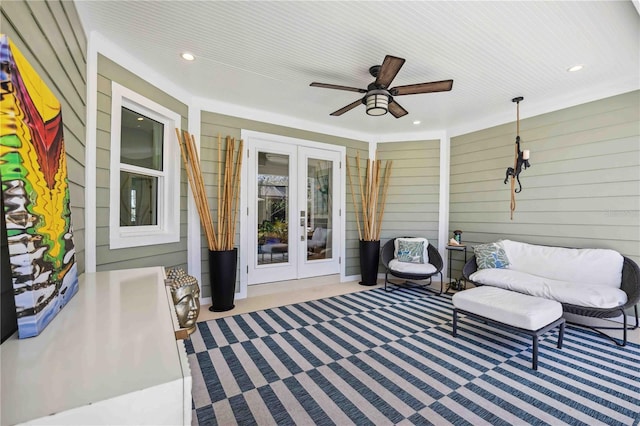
[343,274,361,283]
[202,274,349,305]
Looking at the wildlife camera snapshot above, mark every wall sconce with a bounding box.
[503,96,531,220]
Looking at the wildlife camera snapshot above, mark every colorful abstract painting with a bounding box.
[0,34,78,338]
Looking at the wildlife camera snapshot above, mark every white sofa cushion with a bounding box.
[389,259,437,275]
[453,286,563,331]
[470,268,627,309]
[500,240,623,288]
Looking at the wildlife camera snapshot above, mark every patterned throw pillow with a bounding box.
[474,242,510,269]
[397,239,425,264]
[394,238,429,263]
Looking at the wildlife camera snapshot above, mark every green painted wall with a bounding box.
[94,55,189,271]
[1,0,87,273]
[450,90,640,313]
[376,140,441,271]
[377,140,441,243]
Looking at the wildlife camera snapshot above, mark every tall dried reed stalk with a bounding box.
[346,151,392,241]
[176,130,243,251]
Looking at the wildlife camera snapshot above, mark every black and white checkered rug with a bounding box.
[184,287,640,425]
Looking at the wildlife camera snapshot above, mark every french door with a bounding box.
[246,137,341,285]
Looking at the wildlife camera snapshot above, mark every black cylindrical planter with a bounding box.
[208,248,237,312]
[359,240,380,286]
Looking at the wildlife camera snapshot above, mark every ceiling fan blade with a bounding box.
[310,82,366,93]
[388,100,408,118]
[391,79,454,96]
[375,55,406,88]
[330,98,363,116]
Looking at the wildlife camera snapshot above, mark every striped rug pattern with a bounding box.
[185,288,640,425]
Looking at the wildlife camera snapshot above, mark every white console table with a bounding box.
[1,267,192,425]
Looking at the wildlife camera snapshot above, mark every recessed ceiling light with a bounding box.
[137,117,144,121]
[413,120,421,125]
[567,64,584,72]
[181,52,195,61]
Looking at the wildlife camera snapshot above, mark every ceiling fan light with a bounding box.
[366,93,389,116]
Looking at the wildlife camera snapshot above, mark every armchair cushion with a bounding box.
[389,259,437,275]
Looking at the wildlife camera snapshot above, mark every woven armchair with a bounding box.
[381,237,443,294]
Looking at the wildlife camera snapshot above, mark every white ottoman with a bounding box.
[452,286,565,370]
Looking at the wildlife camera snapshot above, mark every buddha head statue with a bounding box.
[167,268,200,333]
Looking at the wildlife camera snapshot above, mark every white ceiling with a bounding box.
[75,1,640,139]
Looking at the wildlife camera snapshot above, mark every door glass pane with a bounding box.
[257,152,289,265]
[307,158,332,260]
[120,107,163,170]
[120,171,158,226]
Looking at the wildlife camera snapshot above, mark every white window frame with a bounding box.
[109,82,181,249]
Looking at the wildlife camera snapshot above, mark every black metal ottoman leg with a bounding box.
[622,312,627,347]
[452,309,458,337]
[558,321,565,349]
[532,336,538,370]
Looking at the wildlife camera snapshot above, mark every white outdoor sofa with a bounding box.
[462,240,640,346]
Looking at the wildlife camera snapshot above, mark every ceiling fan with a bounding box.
[310,55,453,118]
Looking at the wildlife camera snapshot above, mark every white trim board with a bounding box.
[438,132,451,280]
[186,106,202,285]
[447,84,639,138]
[84,31,98,273]
[193,96,370,143]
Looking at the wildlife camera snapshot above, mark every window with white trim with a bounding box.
[109,82,180,249]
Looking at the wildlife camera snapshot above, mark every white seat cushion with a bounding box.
[453,286,563,331]
[389,259,437,275]
[500,240,623,288]
[470,268,627,309]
